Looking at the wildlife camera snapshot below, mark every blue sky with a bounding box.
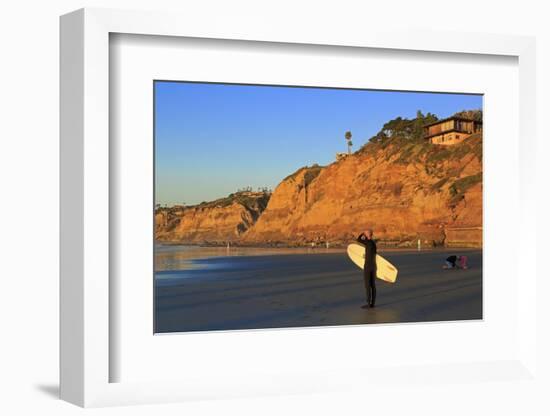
[155,81,482,206]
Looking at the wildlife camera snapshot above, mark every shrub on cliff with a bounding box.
[452,109,483,121]
[362,110,439,149]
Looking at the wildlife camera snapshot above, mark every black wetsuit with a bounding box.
[357,233,377,306]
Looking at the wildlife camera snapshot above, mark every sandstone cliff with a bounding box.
[155,191,271,244]
[155,134,482,247]
[241,134,482,247]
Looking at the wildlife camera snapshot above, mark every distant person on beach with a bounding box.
[443,255,458,269]
[459,255,468,269]
[443,255,468,269]
[357,229,377,309]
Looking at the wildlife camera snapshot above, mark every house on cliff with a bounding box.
[424,117,482,145]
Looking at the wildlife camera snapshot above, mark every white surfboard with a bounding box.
[347,243,398,283]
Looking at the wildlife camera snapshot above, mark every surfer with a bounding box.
[357,229,377,309]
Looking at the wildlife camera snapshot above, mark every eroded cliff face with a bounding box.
[242,134,482,247]
[155,192,271,244]
[155,134,482,247]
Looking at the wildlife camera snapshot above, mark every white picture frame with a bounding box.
[60,7,538,408]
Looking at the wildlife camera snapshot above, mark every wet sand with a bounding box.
[155,247,482,333]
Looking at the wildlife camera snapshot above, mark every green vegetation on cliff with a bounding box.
[191,191,271,214]
[357,131,481,168]
[449,172,483,206]
[357,109,482,167]
[283,164,324,185]
[156,190,271,213]
[363,110,439,146]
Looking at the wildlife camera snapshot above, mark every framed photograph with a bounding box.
[60,8,538,407]
[153,80,484,334]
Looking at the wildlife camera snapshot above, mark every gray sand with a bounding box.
[155,248,482,333]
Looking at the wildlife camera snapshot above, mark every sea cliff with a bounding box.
[155,134,482,247]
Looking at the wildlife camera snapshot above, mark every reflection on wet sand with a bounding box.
[155,244,344,272]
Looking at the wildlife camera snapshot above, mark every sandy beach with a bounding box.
[154,246,482,333]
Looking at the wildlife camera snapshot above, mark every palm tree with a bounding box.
[345,131,353,154]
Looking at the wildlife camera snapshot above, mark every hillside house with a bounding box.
[424,117,482,145]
